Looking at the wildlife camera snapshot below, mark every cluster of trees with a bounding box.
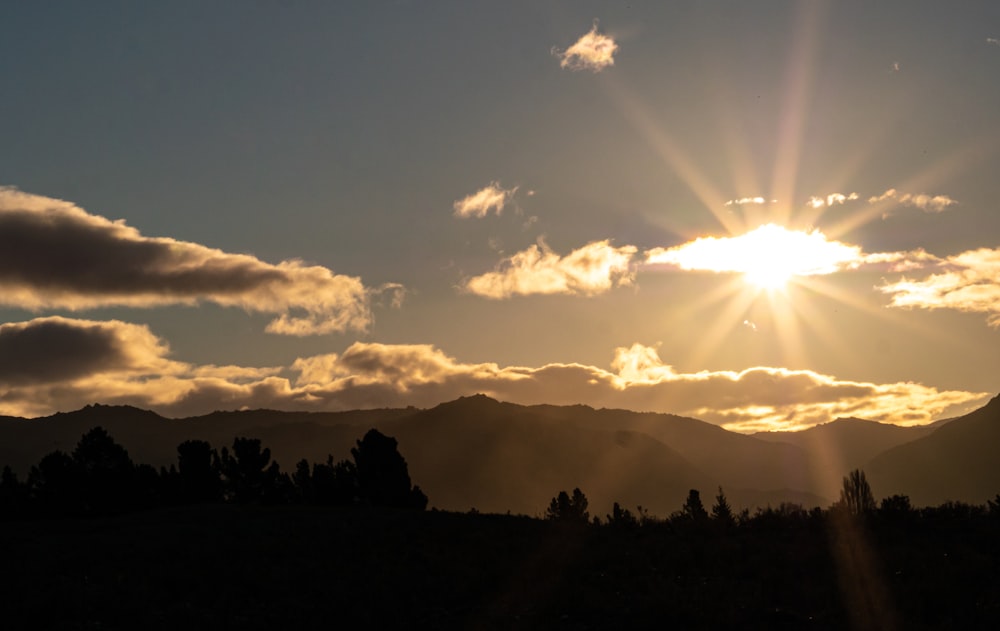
[0,426,427,518]
[545,469,1000,529]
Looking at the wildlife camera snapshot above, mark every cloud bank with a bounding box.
[463,240,638,298]
[553,22,618,72]
[0,318,985,432]
[453,182,517,218]
[0,187,399,335]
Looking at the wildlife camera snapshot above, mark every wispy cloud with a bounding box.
[868,188,958,213]
[453,182,517,218]
[806,192,859,209]
[0,187,401,335]
[724,197,767,206]
[879,247,1000,327]
[463,239,637,298]
[552,21,618,72]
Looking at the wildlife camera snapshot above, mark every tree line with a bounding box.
[0,426,427,518]
[545,469,1000,529]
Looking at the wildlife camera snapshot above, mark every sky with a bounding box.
[1,1,999,431]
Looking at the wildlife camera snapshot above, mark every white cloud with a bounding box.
[806,192,859,209]
[553,22,618,72]
[868,188,958,213]
[879,247,1000,327]
[724,197,767,206]
[0,187,399,335]
[453,182,517,218]
[463,239,638,298]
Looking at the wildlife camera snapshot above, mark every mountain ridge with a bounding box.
[1,392,997,513]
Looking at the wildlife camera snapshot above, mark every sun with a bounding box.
[744,260,795,291]
[646,223,864,292]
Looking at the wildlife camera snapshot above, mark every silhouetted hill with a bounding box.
[0,405,416,475]
[3,393,999,512]
[525,403,823,506]
[379,395,714,515]
[754,417,935,499]
[867,392,1000,505]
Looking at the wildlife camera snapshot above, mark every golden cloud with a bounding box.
[0,322,985,433]
[0,187,399,335]
[453,182,517,218]
[462,239,638,298]
[868,188,958,213]
[724,197,767,206]
[879,247,1000,327]
[553,22,618,72]
[806,192,859,209]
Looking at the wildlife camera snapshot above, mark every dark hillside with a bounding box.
[755,418,935,499]
[867,393,1000,505]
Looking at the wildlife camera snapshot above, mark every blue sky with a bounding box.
[2,1,999,430]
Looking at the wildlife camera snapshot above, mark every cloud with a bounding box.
[724,197,767,206]
[806,192,859,209]
[868,188,958,213]
[452,182,517,218]
[644,224,864,280]
[552,22,618,72]
[462,239,638,298]
[4,325,981,432]
[0,187,400,335]
[0,316,180,386]
[879,247,1000,327]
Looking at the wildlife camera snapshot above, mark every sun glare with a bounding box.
[646,223,863,291]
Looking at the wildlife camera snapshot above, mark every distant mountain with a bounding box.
[867,393,1000,506]
[3,393,998,513]
[0,404,414,475]
[753,417,935,499]
[524,402,821,506]
[378,395,713,516]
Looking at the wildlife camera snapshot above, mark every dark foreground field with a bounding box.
[2,505,998,630]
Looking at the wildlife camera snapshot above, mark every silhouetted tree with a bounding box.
[72,426,137,513]
[311,456,358,506]
[27,450,82,516]
[220,437,281,504]
[351,429,426,510]
[878,494,912,521]
[546,488,590,523]
[711,486,735,528]
[0,465,27,518]
[680,488,708,523]
[605,502,639,528]
[839,469,875,516]
[174,439,222,503]
[988,494,1000,519]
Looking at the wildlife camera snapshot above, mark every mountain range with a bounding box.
[1,392,998,515]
